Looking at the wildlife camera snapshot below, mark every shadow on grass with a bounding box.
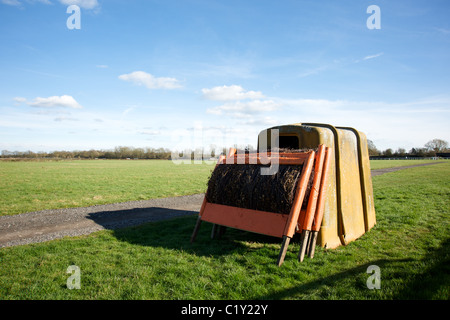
[92,209,283,259]
[394,237,450,299]
[254,258,413,299]
[254,237,450,300]
[86,207,197,231]
[89,207,450,299]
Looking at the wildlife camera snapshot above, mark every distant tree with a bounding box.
[383,148,393,157]
[424,139,449,153]
[367,140,380,156]
[1,150,12,157]
[396,148,406,157]
[409,147,427,157]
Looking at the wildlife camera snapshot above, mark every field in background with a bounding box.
[0,158,445,216]
[369,159,440,170]
[0,160,448,299]
[0,160,215,216]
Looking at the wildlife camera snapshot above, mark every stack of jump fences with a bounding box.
[190,145,332,266]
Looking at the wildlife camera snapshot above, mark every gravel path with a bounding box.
[0,194,204,248]
[0,162,444,248]
[370,161,444,176]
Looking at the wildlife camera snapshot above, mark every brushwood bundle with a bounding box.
[205,149,315,215]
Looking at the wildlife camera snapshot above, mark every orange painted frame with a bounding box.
[190,147,328,266]
[296,145,331,261]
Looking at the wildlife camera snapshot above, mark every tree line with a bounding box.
[1,138,448,160]
[0,147,173,160]
[368,138,449,158]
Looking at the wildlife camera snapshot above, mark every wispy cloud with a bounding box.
[1,0,51,5]
[202,84,281,119]
[1,0,21,6]
[206,99,281,118]
[17,68,65,79]
[352,52,384,64]
[435,27,450,35]
[139,129,161,136]
[1,0,99,10]
[298,65,328,78]
[362,52,384,61]
[58,0,99,10]
[15,95,83,109]
[241,116,278,127]
[202,85,449,150]
[202,85,264,101]
[273,96,450,150]
[119,71,182,90]
[54,116,79,122]
[13,97,27,104]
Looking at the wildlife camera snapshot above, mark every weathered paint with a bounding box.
[257,123,376,249]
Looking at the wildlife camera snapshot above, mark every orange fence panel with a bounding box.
[190,146,331,266]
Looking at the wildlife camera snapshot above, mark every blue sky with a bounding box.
[1,0,449,153]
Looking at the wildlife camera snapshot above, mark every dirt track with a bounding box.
[370,161,443,176]
[0,162,443,248]
[0,194,204,248]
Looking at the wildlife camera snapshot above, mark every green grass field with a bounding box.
[0,160,449,299]
[369,159,439,170]
[0,160,215,216]
[0,158,442,216]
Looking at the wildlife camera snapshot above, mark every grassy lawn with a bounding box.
[369,159,442,170]
[0,160,215,216]
[0,159,445,216]
[0,160,448,300]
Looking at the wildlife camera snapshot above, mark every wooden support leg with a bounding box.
[298,230,310,262]
[305,231,313,257]
[277,235,291,267]
[211,224,218,239]
[216,225,227,239]
[307,231,319,259]
[190,217,202,243]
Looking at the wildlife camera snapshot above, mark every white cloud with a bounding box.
[1,0,100,9]
[435,28,450,35]
[281,98,346,111]
[16,95,83,109]
[118,71,182,90]
[272,96,450,151]
[1,0,21,5]
[352,52,384,64]
[13,97,27,103]
[207,99,281,118]
[54,116,79,122]
[58,0,99,10]
[362,52,384,61]
[242,116,278,127]
[298,65,328,78]
[201,83,449,151]
[139,129,161,136]
[203,85,280,120]
[202,85,264,101]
